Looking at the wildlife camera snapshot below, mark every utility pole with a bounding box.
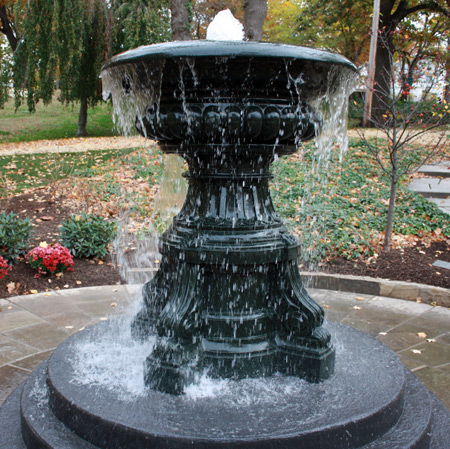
[363,0,380,127]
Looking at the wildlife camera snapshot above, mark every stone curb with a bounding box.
[301,271,450,307]
[2,275,449,307]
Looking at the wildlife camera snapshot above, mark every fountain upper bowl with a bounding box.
[102,40,357,72]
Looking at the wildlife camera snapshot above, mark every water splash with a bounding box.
[312,66,358,164]
[71,315,155,400]
[101,60,164,136]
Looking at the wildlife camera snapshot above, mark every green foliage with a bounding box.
[295,0,371,64]
[0,37,13,109]
[0,211,33,263]
[13,0,108,113]
[111,0,171,54]
[59,213,117,258]
[271,140,449,264]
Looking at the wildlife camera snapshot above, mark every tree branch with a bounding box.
[403,1,450,20]
[0,6,18,51]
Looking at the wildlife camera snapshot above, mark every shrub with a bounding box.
[0,255,11,279]
[0,211,33,262]
[26,243,74,276]
[59,213,117,258]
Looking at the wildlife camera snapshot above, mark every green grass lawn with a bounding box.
[0,96,116,142]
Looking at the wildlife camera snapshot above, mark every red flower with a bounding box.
[26,244,74,275]
[0,256,11,280]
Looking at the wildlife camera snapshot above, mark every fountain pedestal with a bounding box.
[122,44,344,393]
[1,42,449,448]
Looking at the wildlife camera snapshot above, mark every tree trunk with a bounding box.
[77,98,89,137]
[383,175,398,252]
[170,0,191,41]
[0,6,18,52]
[445,38,450,103]
[371,28,394,124]
[243,0,267,41]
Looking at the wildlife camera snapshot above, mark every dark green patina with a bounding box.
[105,41,356,394]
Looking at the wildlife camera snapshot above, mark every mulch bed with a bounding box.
[0,191,449,299]
[0,192,120,298]
[322,240,450,290]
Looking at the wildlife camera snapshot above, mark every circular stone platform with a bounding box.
[1,321,449,448]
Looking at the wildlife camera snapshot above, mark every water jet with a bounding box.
[1,41,449,448]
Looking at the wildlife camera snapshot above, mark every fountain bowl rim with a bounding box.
[102,40,358,72]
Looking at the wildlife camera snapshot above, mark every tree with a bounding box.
[296,0,372,64]
[243,0,267,41]
[170,0,192,40]
[359,35,449,251]
[11,0,109,136]
[111,0,171,54]
[263,0,303,44]
[296,0,450,121]
[0,1,20,51]
[372,1,450,122]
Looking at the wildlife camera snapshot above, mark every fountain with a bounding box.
[1,41,449,448]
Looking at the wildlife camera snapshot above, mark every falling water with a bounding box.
[95,43,358,396]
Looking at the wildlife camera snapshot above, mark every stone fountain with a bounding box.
[1,41,449,448]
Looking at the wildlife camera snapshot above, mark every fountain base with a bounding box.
[1,321,449,449]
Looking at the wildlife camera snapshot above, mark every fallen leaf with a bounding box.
[323,304,331,308]
[417,332,427,338]
[112,288,118,292]
[100,317,108,321]
[6,282,16,293]
[379,332,387,336]
[76,280,82,285]
[411,349,422,354]
[40,216,54,221]
[110,302,118,308]
[98,260,104,265]
[39,241,48,248]
[355,296,365,301]
[30,290,38,294]
[65,326,74,329]
[353,306,361,310]
[55,272,63,277]
[63,284,69,288]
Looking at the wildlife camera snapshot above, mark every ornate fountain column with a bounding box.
[124,47,339,393]
[3,42,449,449]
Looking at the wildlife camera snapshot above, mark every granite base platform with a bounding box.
[1,321,449,448]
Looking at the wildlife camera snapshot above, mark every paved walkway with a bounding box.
[1,286,449,410]
[409,161,450,215]
[0,136,147,156]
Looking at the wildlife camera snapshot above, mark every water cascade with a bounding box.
[0,41,449,449]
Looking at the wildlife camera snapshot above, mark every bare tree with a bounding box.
[243,0,267,41]
[360,36,449,251]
